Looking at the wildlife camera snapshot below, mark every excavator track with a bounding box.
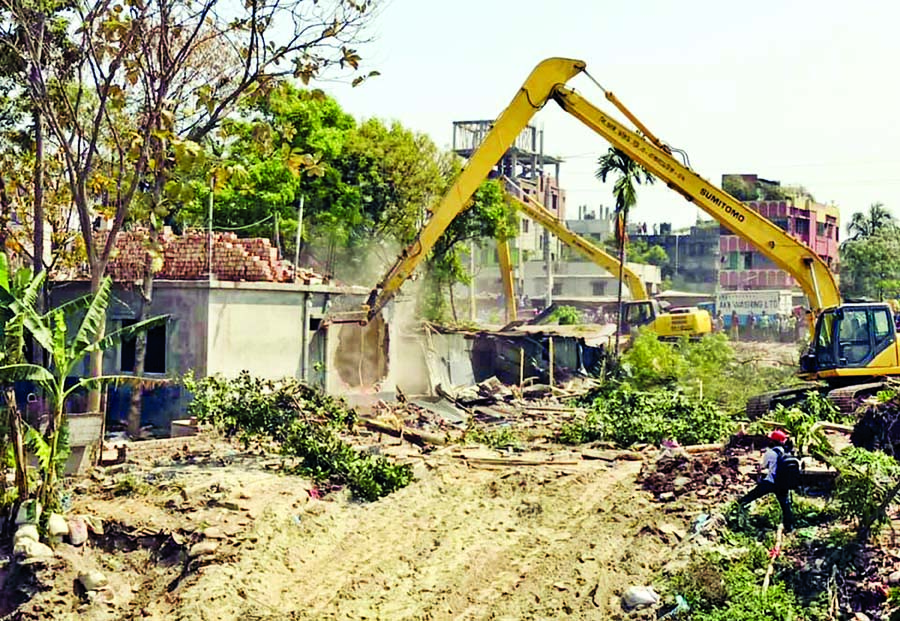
[746,381,886,419]
[745,383,819,419]
[825,382,886,414]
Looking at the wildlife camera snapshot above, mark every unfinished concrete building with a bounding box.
[452,120,564,275]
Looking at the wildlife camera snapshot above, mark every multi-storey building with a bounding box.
[718,174,839,291]
[628,221,721,292]
[453,120,564,264]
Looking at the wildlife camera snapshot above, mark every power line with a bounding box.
[214,213,275,231]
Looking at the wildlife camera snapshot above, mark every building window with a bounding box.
[591,281,607,296]
[742,252,753,269]
[522,219,529,233]
[121,319,167,374]
[726,251,739,270]
[552,282,563,295]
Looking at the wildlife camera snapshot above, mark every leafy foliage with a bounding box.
[184,371,413,501]
[619,330,797,413]
[831,446,900,541]
[0,274,166,510]
[463,425,520,450]
[549,305,582,325]
[600,237,669,267]
[753,391,850,458]
[840,225,900,299]
[670,541,827,621]
[560,383,732,447]
[422,179,514,322]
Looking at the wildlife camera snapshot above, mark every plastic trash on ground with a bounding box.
[621,585,660,611]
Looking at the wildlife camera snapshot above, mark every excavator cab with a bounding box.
[621,300,712,339]
[802,304,900,375]
[622,300,659,331]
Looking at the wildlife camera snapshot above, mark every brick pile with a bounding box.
[85,229,324,284]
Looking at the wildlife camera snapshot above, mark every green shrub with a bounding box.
[184,371,412,501]
[463,425,520,450]
[560,383,733,446]
[670,542,823,621]
[831,446,900,541]
[617,331,799,413]
[691,584,804,621]
[549,305,582,325]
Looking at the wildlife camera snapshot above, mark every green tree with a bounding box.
[4,0,380,418]
[847,202,895,241]
[181,85,453,285]
[596,147,654,345]
[422,179,514,322]
[840,227,900,299]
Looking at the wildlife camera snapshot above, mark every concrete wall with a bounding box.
[207,286,307,379]
[50,279,368,433]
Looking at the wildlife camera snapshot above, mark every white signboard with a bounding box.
[717,290,793,316]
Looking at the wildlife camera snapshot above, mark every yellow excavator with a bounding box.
[336,57,898,414]
[497,177,712,339]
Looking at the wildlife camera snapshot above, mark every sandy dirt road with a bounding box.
[162,456,670,621]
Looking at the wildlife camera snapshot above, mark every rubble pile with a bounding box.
[781,538,897,620]
[640,449,747,502]
[365,376,596,444]
[851,396,900,457]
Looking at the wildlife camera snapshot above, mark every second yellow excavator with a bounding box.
[497,177,712,339]
[334,56,900,414]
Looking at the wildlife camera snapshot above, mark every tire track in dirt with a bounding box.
[169,458,671,621]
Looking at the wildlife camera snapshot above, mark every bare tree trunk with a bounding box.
[87,269,105,413]
[448,279,458,323]
[32,107,46,369]
[127,247,154,439]
[0,174,11,251]
[4,388,27,501]
[615,225,626,351]
[33,108,44,279]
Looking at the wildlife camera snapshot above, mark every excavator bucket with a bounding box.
[325,309,369,325]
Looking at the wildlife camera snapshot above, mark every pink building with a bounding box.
[719,174,839,291]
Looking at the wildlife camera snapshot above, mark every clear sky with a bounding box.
[325,0,900,233]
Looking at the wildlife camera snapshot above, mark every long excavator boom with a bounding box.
[502,176,648,300]
[363,58,586,321]
[548,86,840,312]
[362,57,840,324]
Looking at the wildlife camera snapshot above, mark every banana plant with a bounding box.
[0,253,47,503]
[0,275,167,510]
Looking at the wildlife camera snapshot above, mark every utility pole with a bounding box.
[208,177,214,281]
[468,240,476,321]
[294,196,304,282]
[544,179,553,307]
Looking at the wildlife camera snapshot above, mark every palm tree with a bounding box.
[596,148,654,348]
[848,202,895,241]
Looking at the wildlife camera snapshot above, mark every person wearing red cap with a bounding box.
[738,429,796,532]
